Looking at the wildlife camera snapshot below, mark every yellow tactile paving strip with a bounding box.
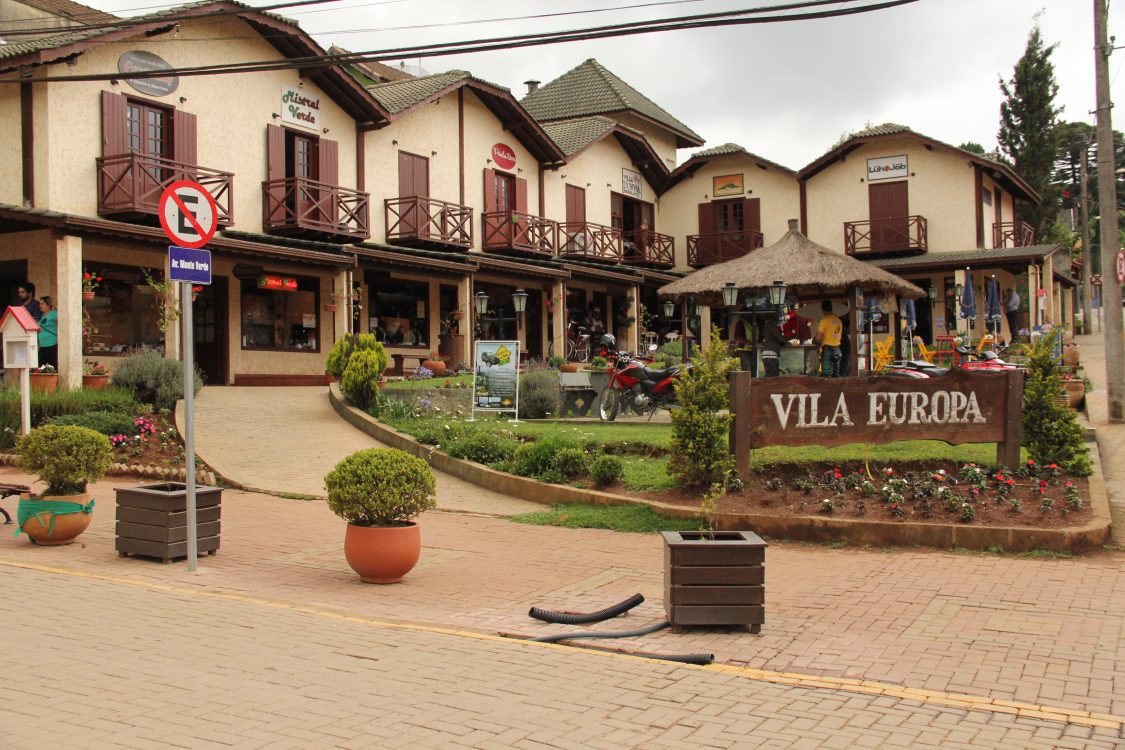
[4,558,1120,732]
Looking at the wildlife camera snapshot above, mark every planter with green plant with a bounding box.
[82,360,109,390]
[30,364,58,393]
[16,424,112,545]
[324,447,437,583]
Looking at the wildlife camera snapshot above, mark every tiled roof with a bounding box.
[11,0,117,24]
[329,45,412,85]
[366,70,511,114]
[849,122,911,138]
[872,245,1061,269]
[678,142,795,174]
[521,59,703,146]
[541,116,617,156]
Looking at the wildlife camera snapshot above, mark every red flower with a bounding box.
[1027,459,1035,466]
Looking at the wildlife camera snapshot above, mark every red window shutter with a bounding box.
[173,109,197,166]
[697,202,715,234]
[318,138,339,185]
[743,198,761,233]
[482,168,497,213]
[515,177,528,214]
[266,124,286,182]
[101,90,127,156]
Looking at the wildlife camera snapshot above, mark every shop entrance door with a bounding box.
[869,181,909,252]
[906,278,933,344]
[193,276,228,385]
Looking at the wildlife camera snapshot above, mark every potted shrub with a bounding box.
[83,360,110,390]
[29,364,58,393]
[16,425,112,545]
[324,448,437,584]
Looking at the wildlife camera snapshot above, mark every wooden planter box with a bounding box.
[115,482,222,563]
[662,530,766,633]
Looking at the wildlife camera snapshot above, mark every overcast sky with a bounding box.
[100,0,1122,169]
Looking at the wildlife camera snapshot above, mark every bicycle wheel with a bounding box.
[598,387,619,421]
[577,338,591,362]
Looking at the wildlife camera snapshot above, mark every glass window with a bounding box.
[83,264,164,355]
[240,275,319,351]
[368,275,429,347]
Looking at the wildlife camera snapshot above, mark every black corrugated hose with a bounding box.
[529,619,715,666]
[528,593,645,624]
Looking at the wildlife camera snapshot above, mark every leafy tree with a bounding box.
[668,326,734,488]
[959,141,986,155]
[1053,120,1125,261]
[998,25,1063,239]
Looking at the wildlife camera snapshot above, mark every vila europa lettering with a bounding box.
[769,390,985,430]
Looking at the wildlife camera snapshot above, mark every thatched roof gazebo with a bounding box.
[659,220,925,372]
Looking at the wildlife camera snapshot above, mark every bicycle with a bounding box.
[565,321,591,362]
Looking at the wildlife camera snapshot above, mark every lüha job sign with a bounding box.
[472,340,520,419]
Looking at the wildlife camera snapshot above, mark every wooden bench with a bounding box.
[558,371,598,417]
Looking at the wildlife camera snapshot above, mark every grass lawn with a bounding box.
[511,503,698,533]
[382,373,474,390]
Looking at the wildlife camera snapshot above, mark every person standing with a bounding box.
[813,300,843,377]
[760,316,788,377]
[17,282,41,321]
[37,296,58,370]
[1004,287,1020,342]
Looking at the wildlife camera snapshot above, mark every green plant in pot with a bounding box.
[16,425,112,545]
[324,447,436,584]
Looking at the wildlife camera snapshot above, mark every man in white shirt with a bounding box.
[1004,288,1020,342]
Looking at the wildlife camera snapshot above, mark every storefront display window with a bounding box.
[240,274,319,351]
[83,264,164,355]
[369,275,429,347]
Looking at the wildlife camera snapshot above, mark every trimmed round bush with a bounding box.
[589,454,625,487]
[341,349,385,411]
[517,368,561,420]
[18,424,112,496]
[324,448,436,526]
[111,350,202,410]
[551,447,588,479]
[327,333,388,379]
[45,410,137,437]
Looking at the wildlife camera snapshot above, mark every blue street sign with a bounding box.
[168,245,212,285]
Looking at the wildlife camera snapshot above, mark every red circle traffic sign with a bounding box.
[1117,250,1125,285]
[159,180,218,249]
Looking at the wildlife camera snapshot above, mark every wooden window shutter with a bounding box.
[101,90,128,156]
[482,168,497,213]
[318,138,339,185]
[172,109,197,166]
[266,124,286,182]
[515,177,528,214]
[697,202,715,235]
[743,198,761,233]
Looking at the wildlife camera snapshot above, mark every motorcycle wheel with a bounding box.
[598,387,620,421]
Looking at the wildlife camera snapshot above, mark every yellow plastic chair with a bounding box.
[916,342,936,363]
[872,337,894,372]
[977,334,997,353]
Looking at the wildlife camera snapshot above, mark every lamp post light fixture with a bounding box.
[721,282,739,308]
[927,285,937,303]
[663,299,676,318]
[693,300,704,319]
[767,279,788,308]
[473,291,490,317]
[511,288,528,330]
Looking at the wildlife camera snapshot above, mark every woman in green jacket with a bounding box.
[37,296,58,370]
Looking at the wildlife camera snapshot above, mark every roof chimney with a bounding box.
[788,219,800,232]
[524,80,540,95]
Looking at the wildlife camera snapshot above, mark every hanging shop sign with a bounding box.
[472,340,520,418]
[622,168,643,198]
[712,173,744,197]
[280,84,321,129]
[118,51,179,97]
[866,154,908,181]
[258,275,299,292]
[491,143,517,170]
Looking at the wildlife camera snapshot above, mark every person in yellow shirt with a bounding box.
[813,300,843,377]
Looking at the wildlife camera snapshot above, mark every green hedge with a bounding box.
[0,387,138,449]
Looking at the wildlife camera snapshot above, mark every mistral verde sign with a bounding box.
[281,84,321,129]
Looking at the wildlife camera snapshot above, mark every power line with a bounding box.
[4,0,917,84]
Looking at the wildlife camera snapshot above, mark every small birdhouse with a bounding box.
[0,305,40,370]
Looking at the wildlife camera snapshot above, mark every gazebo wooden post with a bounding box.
[849,285,861,377]
[681,298,689,363]
[893,295,902,361]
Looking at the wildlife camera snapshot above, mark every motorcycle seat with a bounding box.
[642,365,678,381]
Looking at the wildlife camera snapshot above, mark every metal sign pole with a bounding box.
[182,285,197,572]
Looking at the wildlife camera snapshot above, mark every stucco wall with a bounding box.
[542,137,658,229]
[980,173,1018,247]
[37,16,360,230]
[804,138,980,254]
[611,112,679,170]
[660,156,800,270]
[0,83,21,206]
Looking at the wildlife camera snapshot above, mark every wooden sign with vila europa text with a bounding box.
[729,370,1023,479]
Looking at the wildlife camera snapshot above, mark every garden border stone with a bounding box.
[329,385,1112,553]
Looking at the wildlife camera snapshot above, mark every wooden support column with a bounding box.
[997,369,1024,469]
[680,298,689,363]
[459,274,473,365]
[849,286,861,377]
[56,234,82,391]
[699,305,712,350]
[730,370,752,481]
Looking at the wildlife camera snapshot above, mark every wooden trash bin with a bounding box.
[662,530,766,633]
[115,483,222,563]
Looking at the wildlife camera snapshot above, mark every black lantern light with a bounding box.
[663,299,676,318]
[721,282,739,308]
[927,284,937,303]
[693,300,704,318]
[511,288,528,330]
[768,279,788,308]
[473,291,489,317]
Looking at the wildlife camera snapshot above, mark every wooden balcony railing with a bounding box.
[686,230,763,268]
[97,153,233,225]
[262,177,369,241]
[557,222,622,263]
[622,228,675,268]
[844,215,928,255]
[481,211,557,257]
[385,196,473,250]
[992,220,1035,248]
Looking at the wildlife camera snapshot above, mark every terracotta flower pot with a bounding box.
[82,291,95,302]
[559,362,580,373]
[422,360,447,376]
[29,372,57,393]
[19,494,94,545]
[82,374,109,390]
[343,521,421,584]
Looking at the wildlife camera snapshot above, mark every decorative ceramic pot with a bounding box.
[82,374,109,390]
[19,494,94,545]
[343,522,421,584]
[29,373,57,393]
[82,291,96,302]
[559,362,580,373]
[422,360,447,376]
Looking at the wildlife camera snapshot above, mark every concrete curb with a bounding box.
[329,385,1113,553]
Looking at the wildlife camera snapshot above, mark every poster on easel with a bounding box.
[471,340,519,420]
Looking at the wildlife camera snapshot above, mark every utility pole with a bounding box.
[1079,138,1094,331]
[1094,0,1123,421]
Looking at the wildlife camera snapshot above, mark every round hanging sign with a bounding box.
[118,50,179,97]
[491,143,516,171]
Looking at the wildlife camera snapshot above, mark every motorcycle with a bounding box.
[598,348,688,421]
[887,344,1024,379]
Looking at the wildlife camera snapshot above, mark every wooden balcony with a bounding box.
[622,228,675,269]
[262,177,369,241]
[557,222,622,263]
[686,230,763,268]
[385,196,472,250]
[992,220,1035,248]
[481,211,556,257]
[844,215,928,256]
[97,153,233,225]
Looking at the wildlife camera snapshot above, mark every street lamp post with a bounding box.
[722,282,739,348]
[474,291,489,338]
[511,289,528,331]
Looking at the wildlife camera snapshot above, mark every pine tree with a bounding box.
[998,25,1063,240]
[1020,330,1091,475]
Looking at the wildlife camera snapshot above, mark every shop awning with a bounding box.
[560,259,641,284]
[870,244,1063,273]
[353,243,477,274]
[475,253,570,279]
